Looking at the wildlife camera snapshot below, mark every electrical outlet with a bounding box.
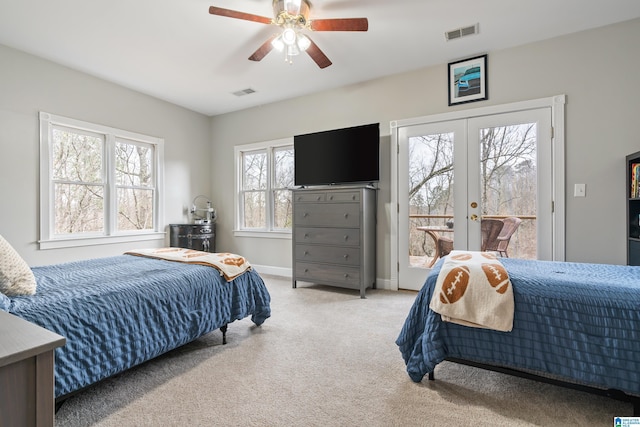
[574,183,586,197]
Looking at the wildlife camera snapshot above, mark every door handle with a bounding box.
[470,214,479,221]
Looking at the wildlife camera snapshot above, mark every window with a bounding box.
[235,138,294,237]
[39,112,164,249]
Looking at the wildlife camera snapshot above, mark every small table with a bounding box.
[417,226,454,267]
[0,311,66,426]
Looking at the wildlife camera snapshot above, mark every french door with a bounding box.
[397,108,553,291]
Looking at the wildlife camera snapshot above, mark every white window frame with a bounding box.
[234,137,293,239]
[39,112,165,249]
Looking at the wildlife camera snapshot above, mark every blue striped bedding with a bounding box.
[4,255,271,398]
[396,258,640,396]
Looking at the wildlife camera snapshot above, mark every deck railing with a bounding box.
[408,214,537,263]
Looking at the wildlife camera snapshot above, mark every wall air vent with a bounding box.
[445,23,479,41]
[232,88,256,97]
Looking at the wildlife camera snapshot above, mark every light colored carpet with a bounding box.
[55,275,632,426]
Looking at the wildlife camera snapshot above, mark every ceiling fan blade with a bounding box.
[208,6,273,25]
[248,34,278,62]
[309,18,368,32]
[305,38,332,69]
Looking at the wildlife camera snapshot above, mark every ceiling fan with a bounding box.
[209,0,368,69]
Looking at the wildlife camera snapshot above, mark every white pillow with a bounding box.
[0,234,36,296]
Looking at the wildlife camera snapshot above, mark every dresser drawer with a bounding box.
[295,262,360,286]
[293,191,325,203]
[294,203,360,227]
[295,244,360,266]
[326,191,360,203]
[295,227,360,246]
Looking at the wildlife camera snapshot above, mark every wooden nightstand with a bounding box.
[0,311,66,427]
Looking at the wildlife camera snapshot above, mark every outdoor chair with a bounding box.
[436,235,454,258]
[481,219,504,252]
[484,216,522,257]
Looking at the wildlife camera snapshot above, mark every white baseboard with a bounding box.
[251,264,393,291]
[251,264,292,278]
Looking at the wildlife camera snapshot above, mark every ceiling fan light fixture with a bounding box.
[297,33,311,51]
[286,43,300,63]
[283,0,302,16]
[282,28,297,46]
[209,0,365,69]
[271,34,285,51]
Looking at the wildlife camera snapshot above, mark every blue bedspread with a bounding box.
[4,255,271,398]
[396,258,640,396]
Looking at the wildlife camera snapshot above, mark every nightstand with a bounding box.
[0,311,65,426]
[169,223,216,252]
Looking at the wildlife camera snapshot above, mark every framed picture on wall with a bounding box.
[448,54,488,106]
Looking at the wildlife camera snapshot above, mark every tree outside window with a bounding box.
[115,140,155,231]
[40,112,164,249]
[408,123,537,261]
[237,140,294,232]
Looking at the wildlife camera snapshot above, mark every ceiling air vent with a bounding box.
[445,24,479,41]
[232,88,256,97]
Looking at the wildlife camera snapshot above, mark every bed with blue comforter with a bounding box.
[2,254,271,399]
[396,257,640,411]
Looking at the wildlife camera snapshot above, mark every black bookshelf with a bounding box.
[626,151,640,265]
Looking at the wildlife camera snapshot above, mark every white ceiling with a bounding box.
[1,0,640,116]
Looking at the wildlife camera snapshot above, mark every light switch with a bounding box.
[574,183,586,197]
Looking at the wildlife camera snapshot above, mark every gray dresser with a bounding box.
[292,186,376,298]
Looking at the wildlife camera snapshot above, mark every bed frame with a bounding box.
[428,358,640,416]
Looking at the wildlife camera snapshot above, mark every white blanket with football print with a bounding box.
[125,248,252,281]
[429,250,514,332]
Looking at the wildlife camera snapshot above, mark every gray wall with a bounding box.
[210,18,640,282]
[0,44,212,266]
[2,18,639,276]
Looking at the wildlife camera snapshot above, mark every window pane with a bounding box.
[54,183,104,234]
[243,151,267,190]
[273,189,292,229]
[116,140,154,187]
[274,147,294,189]
[117,188,154,231]
[243,191,265,228]
[408,133,454,265]
[480,123,537,259]
[52,128,103,183]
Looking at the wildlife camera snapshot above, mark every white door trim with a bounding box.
[389,95,566,290]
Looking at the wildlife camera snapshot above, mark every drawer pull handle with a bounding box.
[343,254,349,259]
[344,213,349,218]
[304,251,309,256]
[329,195,334,200]
[303,212,309,218]
[344,273,349,278]
[304,233,309,239]
[343,235,349,241]
[304,268,309,273]
[316,196,322,201]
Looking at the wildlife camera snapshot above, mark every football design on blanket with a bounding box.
[429,250,515,332]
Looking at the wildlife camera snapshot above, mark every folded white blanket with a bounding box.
[125,248,252,281]
[429,250,514,332]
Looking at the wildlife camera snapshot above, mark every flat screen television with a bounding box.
[294,123,380,186]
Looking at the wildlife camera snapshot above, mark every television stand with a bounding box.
[291,185,377,298]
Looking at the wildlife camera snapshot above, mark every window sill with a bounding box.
[39,232,166,250]
[233,230,292,240]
